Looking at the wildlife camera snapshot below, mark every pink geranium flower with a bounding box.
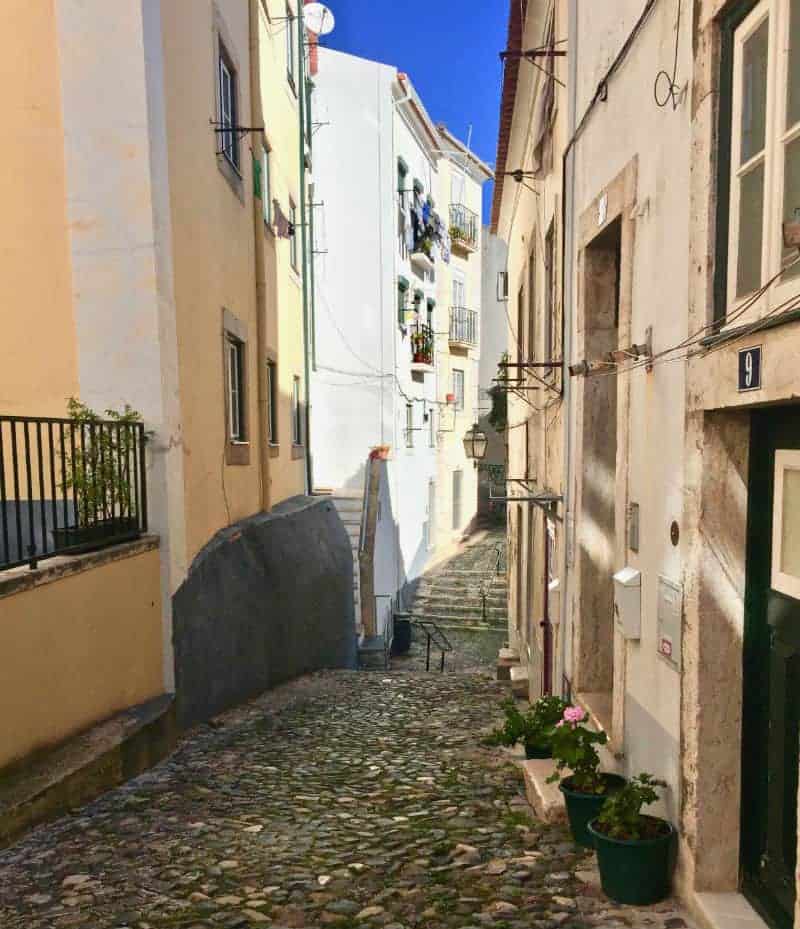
[562,706,586,725]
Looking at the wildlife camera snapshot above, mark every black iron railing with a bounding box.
[0,415,148,571]
[449,306,478,345]
[449,203,479,251]
[410,322,434,366]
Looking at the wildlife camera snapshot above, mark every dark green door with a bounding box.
[742,408,800,928]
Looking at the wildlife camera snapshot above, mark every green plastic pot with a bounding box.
[588,817,676,905]
[524,741,552,760]
[559,774,626,848]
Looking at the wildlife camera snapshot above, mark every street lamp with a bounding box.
[463,424,489,464]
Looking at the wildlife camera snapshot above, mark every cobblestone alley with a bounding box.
[0,663,693,929]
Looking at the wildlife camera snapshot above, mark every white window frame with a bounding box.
[226,337,245,441]
[291,375,302,445]
[428,408,436,447]
[262,143,272,225]
[286,3,297,90]
[451,272,466,308]
[726,0,800,317]
[218,47,239,170]
[452,368,465,412]
[771,449,800,598]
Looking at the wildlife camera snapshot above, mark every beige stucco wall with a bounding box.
[0,546,164,770]
[0,0,78,415]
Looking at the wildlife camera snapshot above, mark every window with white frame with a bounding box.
[267,361,277,444]
[452,368,465,411]
[724,0,800,316]
[292,375,302,445]
[226,337,245,441]
[218,44,239,170]
[262,144,272,224]
[450,169,466,205]
[286,3,297,90]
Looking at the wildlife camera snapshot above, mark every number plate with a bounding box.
[738,346,762,392]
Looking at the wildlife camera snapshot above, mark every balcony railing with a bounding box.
[410,322,434,367]
[449,307,478,346]
[449,204,479,252]
[0,415,148,571]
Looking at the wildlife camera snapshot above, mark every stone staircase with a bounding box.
[328,492,364,639]
[410,534,508,628]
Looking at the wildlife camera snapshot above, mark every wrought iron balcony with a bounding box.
[449,204,479,254]
[410,322,434,368]
[0,414,148,571]
[449,307,478,348]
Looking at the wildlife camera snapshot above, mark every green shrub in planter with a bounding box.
[547,706,625,847]
[484,696,567,758]
[588,773,676,905]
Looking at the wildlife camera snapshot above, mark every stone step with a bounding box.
[412,600,507,620]
[415,590,506,606]
[408,612,507,628]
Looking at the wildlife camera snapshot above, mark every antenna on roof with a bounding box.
[304,2,335,36]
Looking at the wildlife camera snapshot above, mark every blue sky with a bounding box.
[323,1,507,222]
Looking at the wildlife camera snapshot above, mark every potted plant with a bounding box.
[588,774,676,905]
[547,706,625,848]
[449,224,464,242]
[54,398,146,553]
[485,696,567,759]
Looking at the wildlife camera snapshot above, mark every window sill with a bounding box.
[268,443,280,459]
[217,153,245,205]
[291,444,305,460]
[226,441,251,466]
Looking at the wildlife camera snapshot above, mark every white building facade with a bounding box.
[311,48,490,638]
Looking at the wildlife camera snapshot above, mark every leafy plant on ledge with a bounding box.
[594,773,669,841]
[449,224,464,242]
[61,397,147,537]
[547,706,609,794]
[484,696,567,758]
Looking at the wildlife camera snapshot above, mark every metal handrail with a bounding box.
[0,414,148,571]
[449,306,478,345]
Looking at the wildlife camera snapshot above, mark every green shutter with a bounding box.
[253,153,262,199]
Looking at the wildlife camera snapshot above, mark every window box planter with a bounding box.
[410,251,434,274]
[587,817,676,905]
[559,774,626,848]
[52,516,141,555]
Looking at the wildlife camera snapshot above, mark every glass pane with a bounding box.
[736,161,765,296]
[741,17,769,164]
[781,468,800,578]
[788,0,800,129]
[783,135,800,277]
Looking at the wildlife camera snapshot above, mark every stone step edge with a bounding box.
[0,694,176,849]
[518,757,567,825]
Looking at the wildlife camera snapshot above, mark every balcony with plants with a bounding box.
[409,321,435,371]
[449,203,479,255]
[449,306,478,350]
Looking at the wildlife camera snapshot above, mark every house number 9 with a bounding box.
[738,346,762,393]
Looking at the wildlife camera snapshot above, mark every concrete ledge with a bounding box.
[510,664,529,697]
[0,535,160,600]
[496,656,520,682]
[520,758,566,824]
[0,694,176,848]
[691,892,769,929]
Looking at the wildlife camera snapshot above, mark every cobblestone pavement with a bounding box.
[0,672,693,929]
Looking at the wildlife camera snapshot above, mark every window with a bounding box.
[527,247,536,360]
[452,274,466,308]
[286,3,297,90]
[226,337,245,441]
[406,403,414,448]
[452,368,465,411]
[292,375,302,445]
[451,169,466,206]
[452,469,463,530]
[517,286,525,364]
[397,277,409,324]
[544,222,555,365]
[218,45,239,169]
[262,145,272,224]
[266,361,277,444]
[720,0,800,318]
[289,200,298,270]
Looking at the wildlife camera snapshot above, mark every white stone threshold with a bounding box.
[691,892,769,929]
[518,756,566,824]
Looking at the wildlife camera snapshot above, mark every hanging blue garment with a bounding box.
[422,200,432,225]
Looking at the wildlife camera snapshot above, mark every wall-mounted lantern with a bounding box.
[463,424,488,464]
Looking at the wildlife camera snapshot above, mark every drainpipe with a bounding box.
[248,0,271,510]
[297,2,313,494]
[557,0,579,698]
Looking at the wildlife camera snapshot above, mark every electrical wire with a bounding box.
[654,0,682,109]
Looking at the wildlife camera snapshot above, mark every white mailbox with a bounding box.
[613,566,641,640]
